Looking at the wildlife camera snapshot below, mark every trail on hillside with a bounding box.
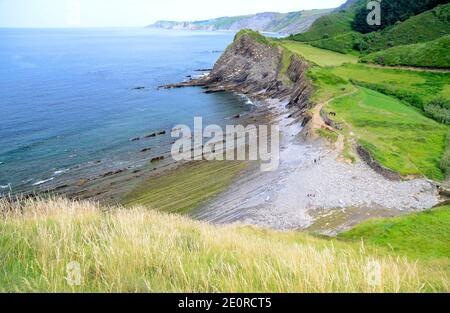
[194,96,439,233]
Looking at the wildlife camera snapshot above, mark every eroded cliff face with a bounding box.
[202,33,313,114]
[205,34,282,94]
[162,32,313,116]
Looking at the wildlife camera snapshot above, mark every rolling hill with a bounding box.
[361,35,450,68]
[289,1,450,58]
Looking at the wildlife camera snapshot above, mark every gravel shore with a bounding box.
[194,99,440,232]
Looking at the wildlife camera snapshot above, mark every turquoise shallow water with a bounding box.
[0,28,251,194]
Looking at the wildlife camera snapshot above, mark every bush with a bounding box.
[424,97,450,125]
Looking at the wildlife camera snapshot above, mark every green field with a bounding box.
[281,41,358,67]
[1,198,448,292]
[122,161,248,214]
[329,64,450,106]
[327,88,448,180]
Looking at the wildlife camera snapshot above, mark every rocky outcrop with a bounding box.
[356,145,403,181]
[161,31,313,115]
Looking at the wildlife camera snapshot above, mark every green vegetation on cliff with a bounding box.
[234,29,274,46]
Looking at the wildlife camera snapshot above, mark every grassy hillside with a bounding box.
[293,3,450,61]
[340,206,450,261]
[352,0,449,33]
[281,39,450,180]
[327,88,448,180]
[364,4,450,52]
[309,31,365,55]
[361,35,450,68]
[0,198,448,292]
[288,10,356,42]
[329,63,450,109]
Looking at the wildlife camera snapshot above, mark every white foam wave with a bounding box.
[32,177,54,186]
[54,169,68,175]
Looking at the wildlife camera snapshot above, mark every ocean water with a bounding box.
[0,28,251,195]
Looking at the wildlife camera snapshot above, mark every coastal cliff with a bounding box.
[148,9,332,35]
[164,30,313,116]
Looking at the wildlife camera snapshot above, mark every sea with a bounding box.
[0,28,253,195]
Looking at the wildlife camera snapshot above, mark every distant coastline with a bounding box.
[147,9,332,35]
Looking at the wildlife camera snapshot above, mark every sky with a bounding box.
[0,0,347,28]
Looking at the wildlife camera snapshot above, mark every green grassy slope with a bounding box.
[309,31,365,54]
[329,63,450,108]
[1,198,448,292]
[365,4,450,52]
[352,0,449,33]
[361,35,450,68]
[340,206,450,261]
[281,38,450,180]
[293,3,450,63]
[327,88,448,180]
[288,10,356,42]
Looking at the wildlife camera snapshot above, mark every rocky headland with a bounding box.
[161,30,314,121]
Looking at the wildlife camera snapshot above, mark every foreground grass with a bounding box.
[122,161,247,214]
[281,41,358,67]
[327,88,448,180]
[0,198,448,292]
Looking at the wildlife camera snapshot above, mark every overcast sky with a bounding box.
[0,0,347,28]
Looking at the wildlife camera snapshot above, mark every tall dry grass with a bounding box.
[0,197,447,292]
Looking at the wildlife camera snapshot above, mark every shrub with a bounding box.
[442,131,450,178]
[424,97,450,125]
